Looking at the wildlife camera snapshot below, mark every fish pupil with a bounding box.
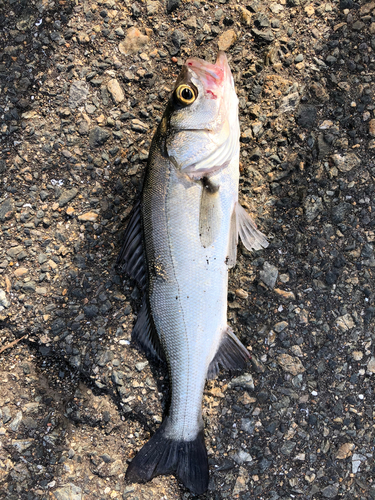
[182,88,193,100]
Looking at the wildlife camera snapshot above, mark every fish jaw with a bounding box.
[184,51,235,101]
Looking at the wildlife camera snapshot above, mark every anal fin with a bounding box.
[207,327,250,380]
[132,296,165,363]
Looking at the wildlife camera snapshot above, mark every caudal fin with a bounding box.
[126,418,209,495]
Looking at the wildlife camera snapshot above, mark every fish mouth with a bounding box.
[185,52,232,93]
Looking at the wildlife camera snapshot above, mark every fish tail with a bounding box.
[126,418,209,495]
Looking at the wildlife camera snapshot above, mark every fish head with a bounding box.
[169,52,237,133]
[164,52,239,178]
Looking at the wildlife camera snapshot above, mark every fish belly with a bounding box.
[145,156,239,441]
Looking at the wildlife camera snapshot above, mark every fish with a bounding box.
[117,51,268,495]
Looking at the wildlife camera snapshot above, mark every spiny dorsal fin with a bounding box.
[117,200,147,290]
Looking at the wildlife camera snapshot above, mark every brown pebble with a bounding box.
[235,288,248,299]
[369,119,375,138]
[274,288,296,300]
[78,212,99,222]
[14,268,28,277]
[218,29,237,51]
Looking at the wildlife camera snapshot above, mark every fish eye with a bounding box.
[175,84,196,105]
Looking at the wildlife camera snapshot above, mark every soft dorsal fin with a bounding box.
[117,200,147,290]
[226,202,268,267]
[207,326,250,379]
[132,296,165,363]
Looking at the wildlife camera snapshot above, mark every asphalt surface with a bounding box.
[0,0,375,498]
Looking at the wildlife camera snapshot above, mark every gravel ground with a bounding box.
[1,0,375,498]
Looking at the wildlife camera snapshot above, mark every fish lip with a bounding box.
[184,52,231,89]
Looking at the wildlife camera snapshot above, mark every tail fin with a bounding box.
[126,418,209,495]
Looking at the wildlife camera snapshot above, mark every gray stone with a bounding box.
[38,253,48,264]
[89,126,111,147]
[123,486,135,499]
[260,261,278,289]
[0,289,10,309]
[229,373,254,390]
[12,439,34,452]
[53,483,82,500]
[252,28,274,43]
[6,246,23,258]
[321,484,339,498]
[317,134,332,158]
[352,453,366,474]
[83,305,99,318]
[2,407,12,423]
[22,281,36,292]
[280,441,296,455]
[361,243,374,260]
[332,202,351,224]
[352,20,365,31]
[112,371,124,385]
[58,188,79,207]
[278,92,300,113]
[97,350,114,367]
[69,80,89,109]
[69,355,81,368]
[135,361,148,372]
[240,418,255,434]
[78,120,90,135]
[297,104,317,128]
[233,449,253,464]
[304,195,323,222]
[9,411,23,432]
[0,198,15,222]
[167,0,181,12]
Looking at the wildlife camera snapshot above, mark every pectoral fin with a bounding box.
[199,177,221,248]
[227,202,268,267]
[226,207,238,268]
[236,203,269,251]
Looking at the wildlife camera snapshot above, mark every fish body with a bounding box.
[118,52,268,494]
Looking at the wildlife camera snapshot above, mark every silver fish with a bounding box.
[117,52,268,494]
